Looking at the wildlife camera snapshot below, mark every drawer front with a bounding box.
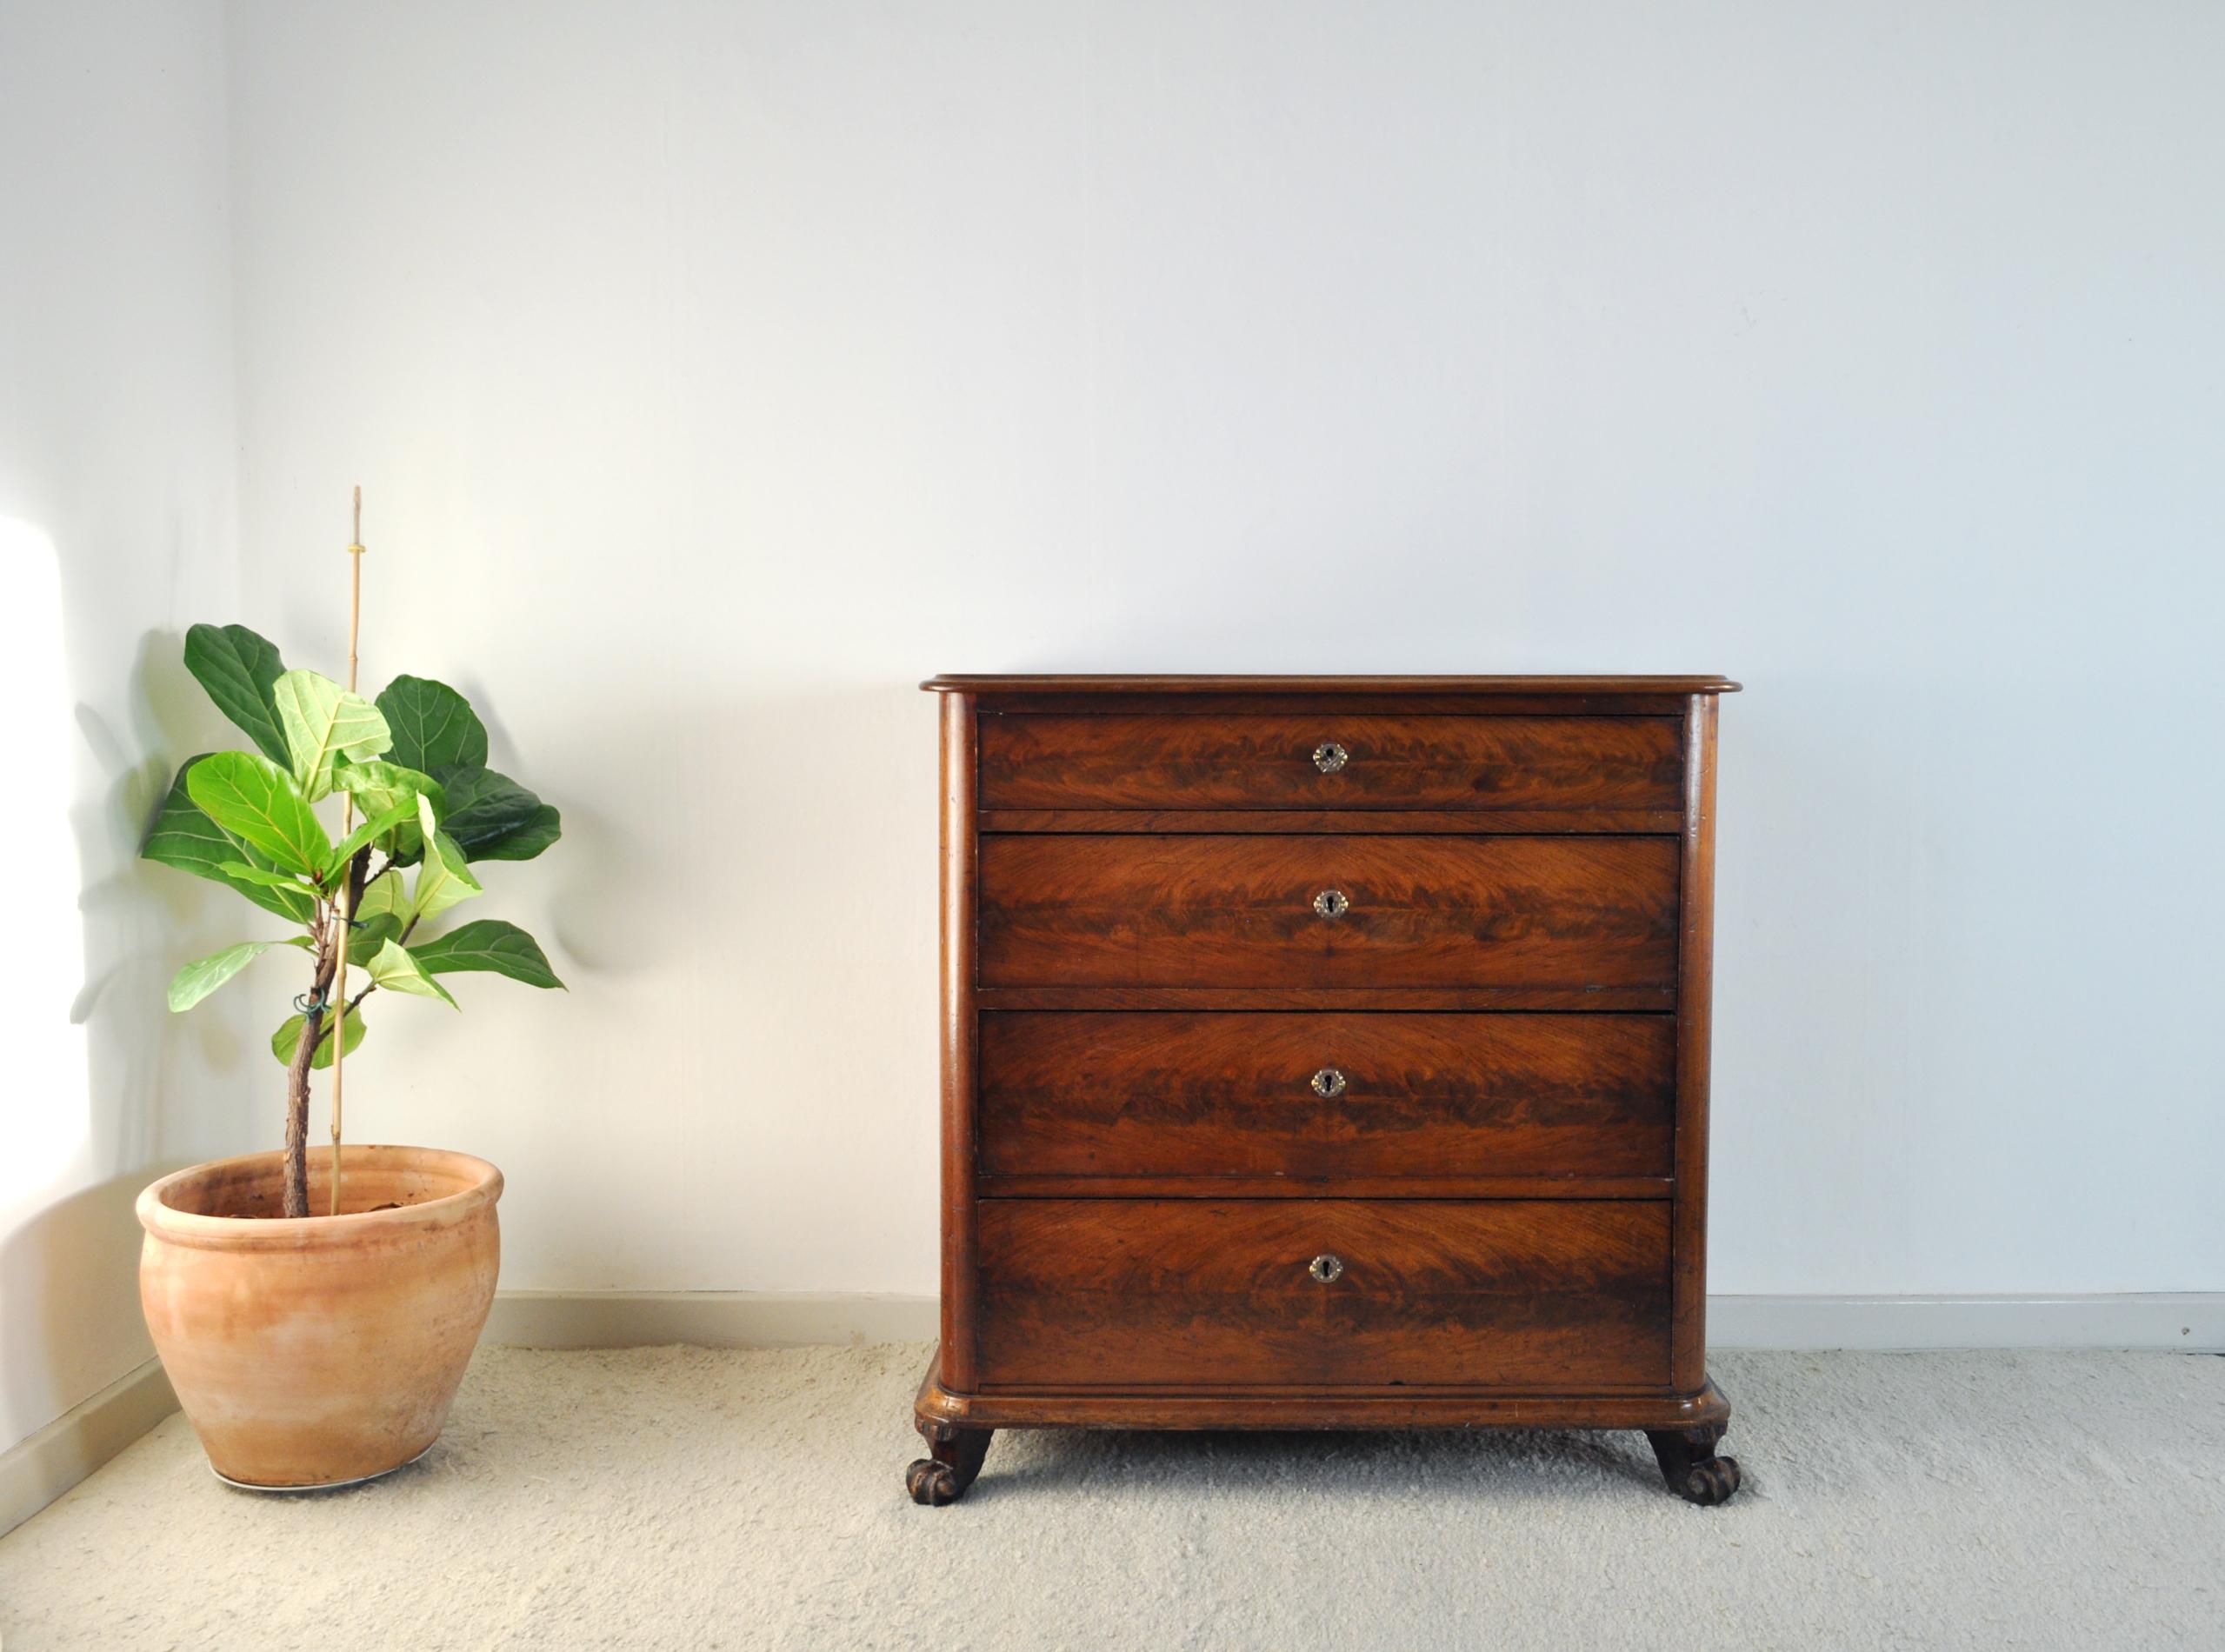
[979,1012,1675,1181]
[976,1199,1672,1389]
[976,835,1679,988]
[978,715,1682,811]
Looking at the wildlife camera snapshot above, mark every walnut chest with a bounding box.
[908,675,1743,1505]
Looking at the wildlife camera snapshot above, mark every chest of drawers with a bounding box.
[907,675,1743,1506]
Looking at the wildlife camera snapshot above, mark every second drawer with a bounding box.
[978,1011,1675,1182]
[976,834,1680,988]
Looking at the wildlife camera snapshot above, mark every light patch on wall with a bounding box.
[0,517,91,1216]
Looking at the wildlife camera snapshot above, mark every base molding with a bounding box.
[1709,1292,2225,1352]
[916,1354,1734,1432]
[483,1289,2225,1355]
[481,1289,942,1349]
[0,1358,177,1540]
[908,1354,1747,1505]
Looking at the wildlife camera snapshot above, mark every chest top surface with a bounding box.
[923,674,1741,696]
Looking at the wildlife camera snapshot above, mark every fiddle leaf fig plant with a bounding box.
[144,622,563,1217]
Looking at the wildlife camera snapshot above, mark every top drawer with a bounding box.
[977,715,1682,812]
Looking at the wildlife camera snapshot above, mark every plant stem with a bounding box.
[282,846,370,1217]
[282,957,328,1218]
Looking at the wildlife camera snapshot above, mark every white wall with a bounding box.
[205,0,2223,1305]
[0,0,250,1455]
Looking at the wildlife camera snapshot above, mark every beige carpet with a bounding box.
[2,1344,2220,1650]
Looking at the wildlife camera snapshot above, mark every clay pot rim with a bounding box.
[137,1144,503,1252]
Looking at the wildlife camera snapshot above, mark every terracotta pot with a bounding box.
[137,1144,502,1489]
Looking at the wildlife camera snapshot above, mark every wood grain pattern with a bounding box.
[979,715,1684,812]
[978,1012,1675,1182]
[976,1200,1671,1390]
[1671,693,1719,1394]
[985,693,1707,716]
[924,674,1742,696]
[981,809,1685,835]
[977,1173,1672,1199]
[937,692,980,1390]
[920,1358,1731,1430]
[975,985,1679,1011]
[977,835,1681,989]
[916,676,1738,1504]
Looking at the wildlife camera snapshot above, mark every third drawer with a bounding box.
[978,1010,1676,1182]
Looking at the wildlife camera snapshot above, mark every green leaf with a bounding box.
[339,911,403,959]
[271,1003,366,1069]
[411,827,482,923]
[356,869,409,923]
[327,799,419,876]
[433,765,560,862]
[273,669,390,802]
[183,624,290,763]
[410,919,565,989]
[334,760,444,816]
[361,938,458,1009]
[377,676,488,773]
[167,941,287,1012]
[143,758,317,923]
[186,751,333,880]
[334,761,445,863]
[472,803,560,862]
[217,860,315,896]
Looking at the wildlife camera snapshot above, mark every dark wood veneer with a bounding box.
[976,985,1680,1011]
[981,809,1686,835]
[918,1356,1735,1431]
[979,715,1682,812]
[976,1173,1673,1199]
[976,1199,1672,1391]
[910,675,1742,1507]
[978,835,1680,989]
[979,1011,1675,1182]
[936,692,980,1393]
[923,673,1741,696]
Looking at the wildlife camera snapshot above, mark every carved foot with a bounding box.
[1646,1423,1742,1506]
[906,1422,993,1506]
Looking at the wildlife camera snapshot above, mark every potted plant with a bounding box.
[137,519,562,1489]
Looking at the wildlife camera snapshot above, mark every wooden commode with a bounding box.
[909,675,1743,1505]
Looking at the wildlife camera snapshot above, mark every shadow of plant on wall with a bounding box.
[0,535,234,1446]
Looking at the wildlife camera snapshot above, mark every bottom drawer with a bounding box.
[976,1199,1670,1390]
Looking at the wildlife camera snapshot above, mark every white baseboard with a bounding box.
[1709,1293,2224,1352]
[0,1358,178,1540]
[484,1289,2225,1356]
[483,1289,942,1349]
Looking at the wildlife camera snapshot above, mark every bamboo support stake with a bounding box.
[330,485,367,1216]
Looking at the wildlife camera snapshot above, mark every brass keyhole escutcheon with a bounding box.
[1313,888,1350,919]
[1311,1067,1347,1099]
[1313,741,1349,774]
[1309,1253,1344,1284]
